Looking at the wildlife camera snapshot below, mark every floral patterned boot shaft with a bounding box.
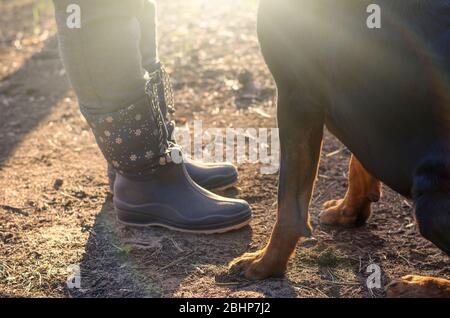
[80,63,179,178]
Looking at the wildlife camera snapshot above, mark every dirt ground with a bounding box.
[1,0,449,298]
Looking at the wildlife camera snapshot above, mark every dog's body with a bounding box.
[261,0,450,198]
[231,0,450,297]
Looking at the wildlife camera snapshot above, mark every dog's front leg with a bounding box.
[230,89,324,280]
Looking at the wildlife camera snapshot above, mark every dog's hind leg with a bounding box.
[320,155,382,227]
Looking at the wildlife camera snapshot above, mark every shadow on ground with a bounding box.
[66,195,294,298]
[0,36,69,167]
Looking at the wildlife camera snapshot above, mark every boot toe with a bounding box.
[114,164,251,234]
[185,159,239,191]
[206,199,252,233]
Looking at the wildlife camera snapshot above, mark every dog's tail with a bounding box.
[413,156,450,256]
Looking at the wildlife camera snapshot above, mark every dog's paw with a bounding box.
[320,199,355,226]
[228,249,285,280]
[386,275,450,298]
[320,199,369,227]
[322,199,342,210]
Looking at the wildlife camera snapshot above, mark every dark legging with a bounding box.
[53,0,158,112]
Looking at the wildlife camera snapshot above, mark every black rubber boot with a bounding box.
[82,75,251,234]
[183,158,238,191]
[114,162,250,234]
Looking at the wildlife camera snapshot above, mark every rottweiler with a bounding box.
[230,0,450,297]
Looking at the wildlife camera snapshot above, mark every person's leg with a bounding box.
[137,0,158,71]
[54,0,146,112]
[53,0,251,233]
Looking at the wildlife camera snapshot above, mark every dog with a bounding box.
[230,0,450,297]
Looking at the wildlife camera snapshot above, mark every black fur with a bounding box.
[258,0,450,255]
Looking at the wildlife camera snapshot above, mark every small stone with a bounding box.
[53,179,64,190]
[300,237,318,248]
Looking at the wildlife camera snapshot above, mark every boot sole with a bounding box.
[115,202,251,234]
[116,212,251,235]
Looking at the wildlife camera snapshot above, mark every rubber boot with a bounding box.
[82,75,251,234]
